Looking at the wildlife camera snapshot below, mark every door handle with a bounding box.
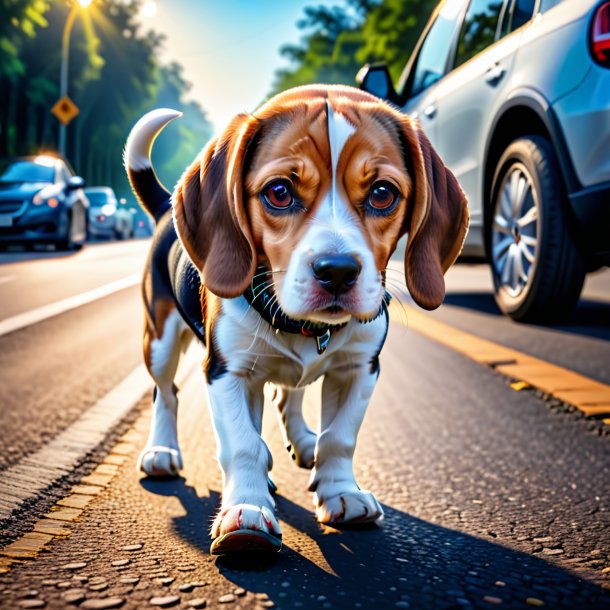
[423,104,437,119]
[486,63,506,85]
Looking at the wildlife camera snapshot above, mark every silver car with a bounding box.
[86,187,134,240]
[358,0,610,322]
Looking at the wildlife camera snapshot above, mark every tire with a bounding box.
[55,211,75,251]
[56,208,86,251]
[488,136,586,323]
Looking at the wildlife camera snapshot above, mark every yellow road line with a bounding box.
[391,303,610,419]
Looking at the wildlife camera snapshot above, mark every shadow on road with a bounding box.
[0,238,150,265]
[0,246,80,264]
[444,292,610,342]
[140,478,609,609]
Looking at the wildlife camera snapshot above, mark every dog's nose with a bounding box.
[312,254,361,295]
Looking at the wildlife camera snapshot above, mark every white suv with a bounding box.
[358,0,610,322]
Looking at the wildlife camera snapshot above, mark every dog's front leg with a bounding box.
[309,366,383,525]
[206,374,282,553]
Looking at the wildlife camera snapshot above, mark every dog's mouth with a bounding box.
[307,303,352,325]
[322,304,344,315]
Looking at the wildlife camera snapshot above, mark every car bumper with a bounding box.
[0,206,64,243]
[89,217,117,237]
[553,66,610,189]
[568,180,610,263]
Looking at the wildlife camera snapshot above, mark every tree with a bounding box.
[0,0,51,152]
[270,0,437,96]
[0,0,50,83]
[0,0,213,198]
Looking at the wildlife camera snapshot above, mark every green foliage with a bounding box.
[271,0,437,96]
[0,0,50,81]
[0,0,212,199]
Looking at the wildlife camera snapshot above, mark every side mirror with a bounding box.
[356,64,399,104]
[68,176,85,190]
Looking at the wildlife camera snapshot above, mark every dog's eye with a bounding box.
[262,179,294,210]
[368,181,399,211]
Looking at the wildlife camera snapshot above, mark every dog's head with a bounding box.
[173,85,468,321]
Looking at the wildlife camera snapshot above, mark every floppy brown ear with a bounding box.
[172,114,259,298]
[401,118,469,310]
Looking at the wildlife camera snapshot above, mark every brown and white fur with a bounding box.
[124,85,468,554]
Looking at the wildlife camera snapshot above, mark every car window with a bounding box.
[0,159,55,184]
[454,0,505,69]
[86,192,110,205]
[410,0,468,97]
[499,0,536,36]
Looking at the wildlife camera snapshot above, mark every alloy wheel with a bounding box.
[491,162,539,299]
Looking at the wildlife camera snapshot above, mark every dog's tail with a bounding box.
[124,108,182,223]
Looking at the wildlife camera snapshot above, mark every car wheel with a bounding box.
[489,136,586,323]
[72,206,87,250]
[55,211,73,250]
[56,210,83,251]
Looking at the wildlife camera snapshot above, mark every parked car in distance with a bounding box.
[358,0,610,322]
[124,198,154,238]
[86,187,134,240]
[0,155,88,250]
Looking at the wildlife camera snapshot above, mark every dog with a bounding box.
[124,84,468,555]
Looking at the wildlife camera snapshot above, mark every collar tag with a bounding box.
[315,329,332,355]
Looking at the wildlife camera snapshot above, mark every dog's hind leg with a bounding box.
[273,386,316,469]
[138,304,189,477]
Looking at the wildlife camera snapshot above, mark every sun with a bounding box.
[140,1,157,19]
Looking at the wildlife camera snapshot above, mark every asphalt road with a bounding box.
[0,240,609,610]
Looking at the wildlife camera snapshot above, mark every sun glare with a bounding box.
[34,155,57,167]
[140,1,157,19]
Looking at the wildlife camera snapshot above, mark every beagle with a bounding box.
[124,84,468,555]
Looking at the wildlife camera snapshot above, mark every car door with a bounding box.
[400,0,470,147]
[429,0,533,233]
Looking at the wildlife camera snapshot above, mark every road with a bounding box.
[0,240,609,610]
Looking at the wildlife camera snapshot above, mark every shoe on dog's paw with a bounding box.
[314,490,383,525]
[137,446,182,477]
[210,504,282,555]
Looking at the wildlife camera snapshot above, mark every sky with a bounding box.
[138,0,340,135]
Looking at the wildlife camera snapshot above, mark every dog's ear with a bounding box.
[399,116,469,310]
[173,114,259,298]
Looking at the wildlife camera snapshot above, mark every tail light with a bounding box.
[591,2,610,66]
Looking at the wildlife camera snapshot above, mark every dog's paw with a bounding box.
[137,445,182,477]
[287,431,316,470]
[314,490,383,525]
[210,504,282,555]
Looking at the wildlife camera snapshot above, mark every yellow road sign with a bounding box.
[51,96,80,126]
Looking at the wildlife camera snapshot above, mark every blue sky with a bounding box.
[140,0,340,135]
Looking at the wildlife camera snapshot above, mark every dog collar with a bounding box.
[243,278,345,355]
[243,267,390,355]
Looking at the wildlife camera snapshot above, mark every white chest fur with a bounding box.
[214,296,387,388]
